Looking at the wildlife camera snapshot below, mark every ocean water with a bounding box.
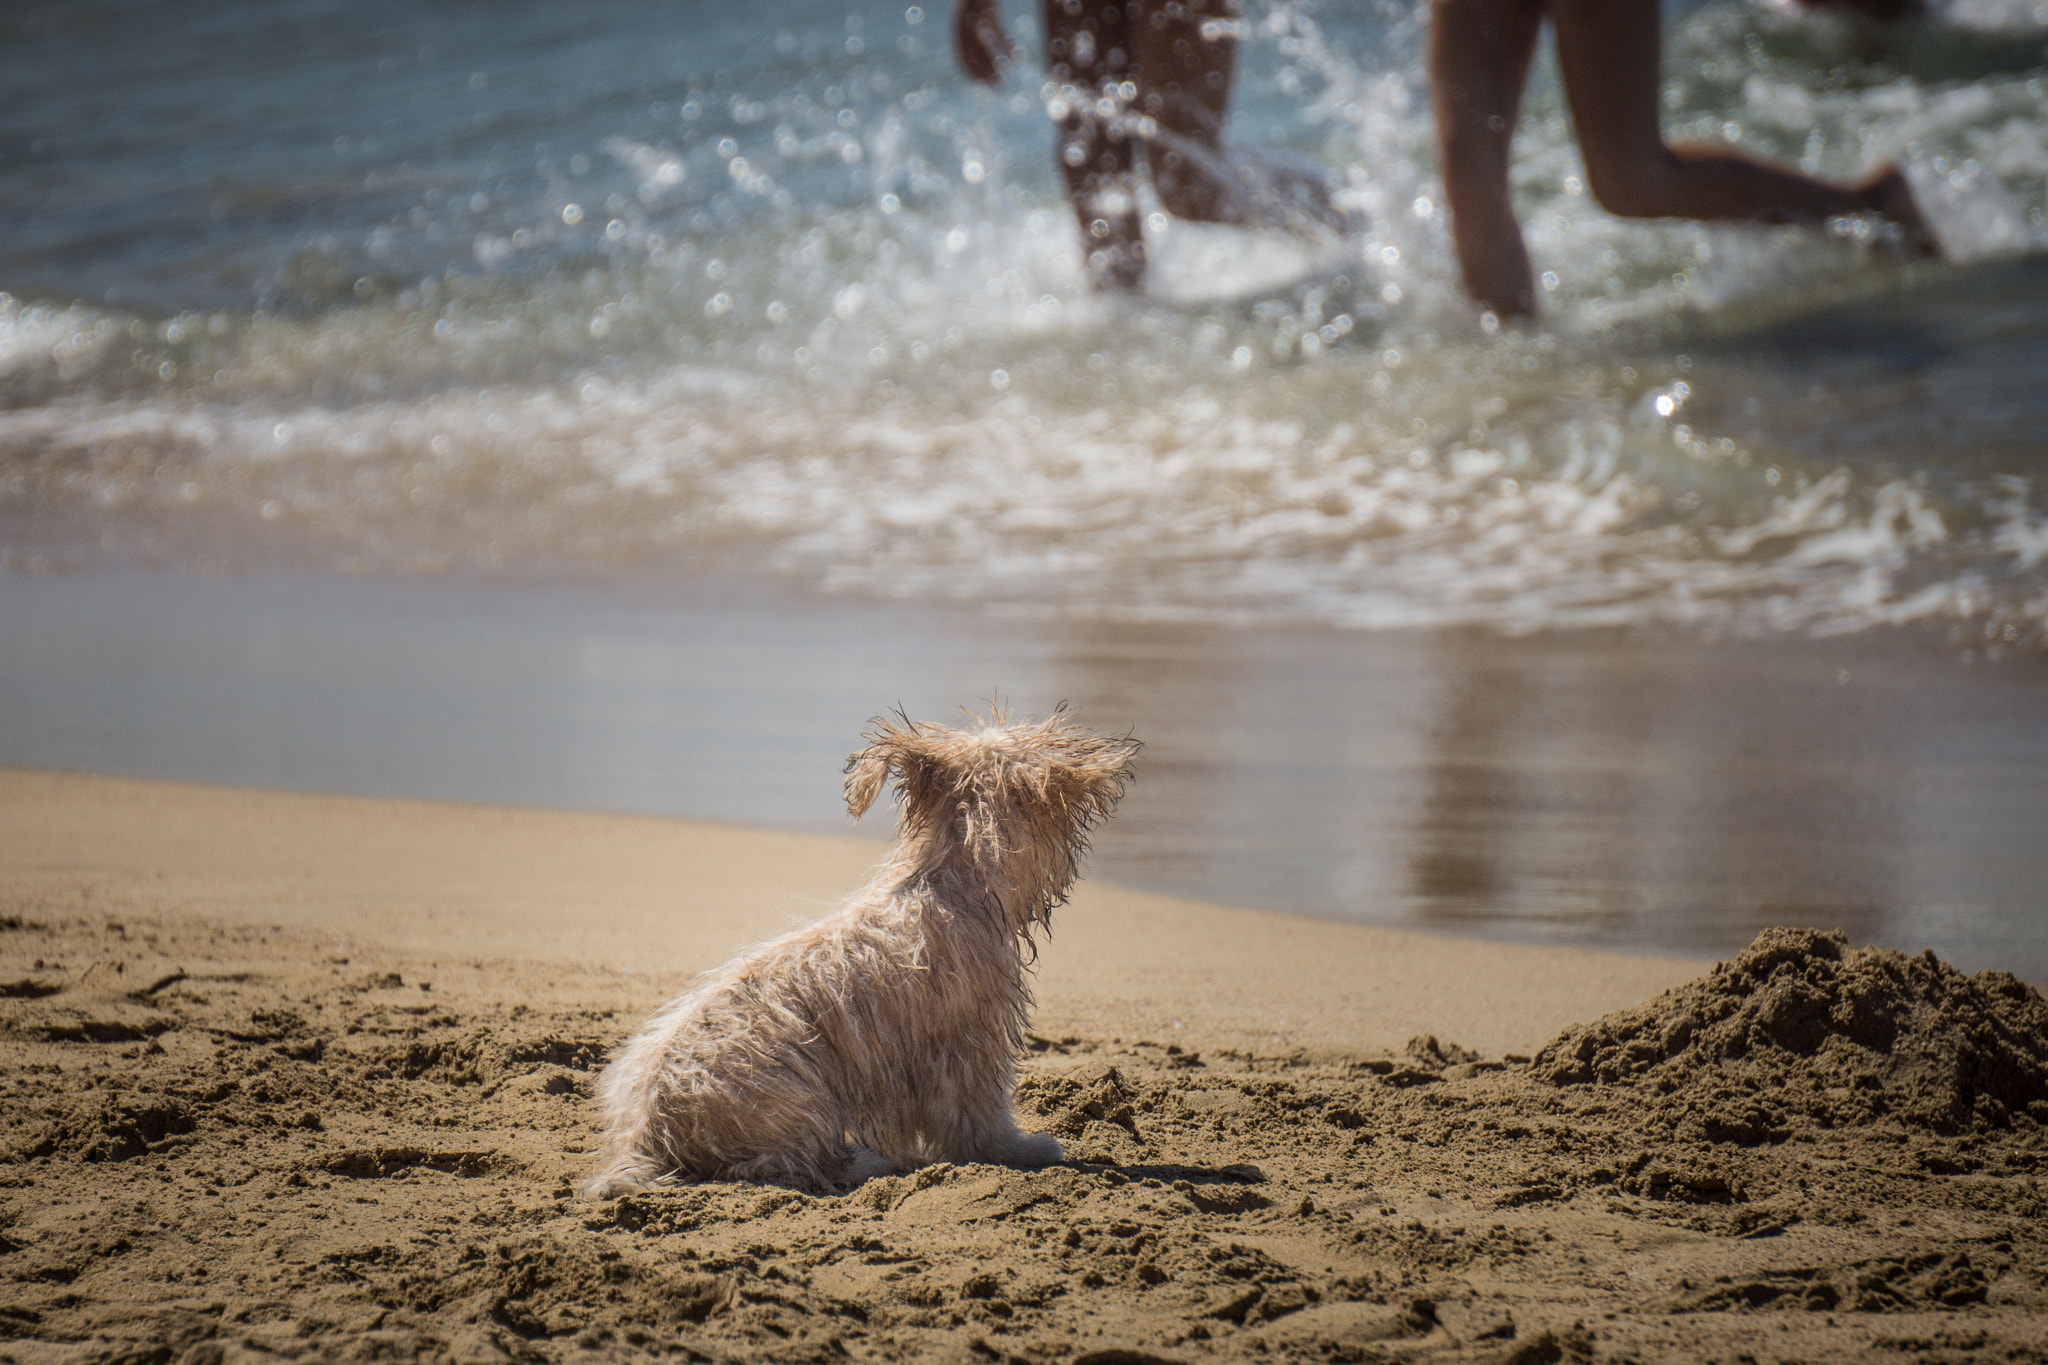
[3,0,2047,645]
[3,0,2047,972]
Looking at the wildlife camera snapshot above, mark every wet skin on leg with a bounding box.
[1131,0,1240,223]
[1043,0,1246,289]
[1431,0,1937,316]
[1552,0,1925,234]
[1428,0,1545,318]
[991,0,1336,288]
[1044,0,1149,288]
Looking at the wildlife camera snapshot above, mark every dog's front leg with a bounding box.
[932,1082,1065,1169]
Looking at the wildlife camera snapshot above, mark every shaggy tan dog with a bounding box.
[580,707,1139,1197]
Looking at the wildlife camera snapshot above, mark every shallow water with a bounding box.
[4,0,2047,644]
[3,569,2045,979]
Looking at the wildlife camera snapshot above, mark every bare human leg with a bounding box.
[1138,0,1348,236]
[1131,0,1240,222]
[1429,0,1546,317]
[1430,0,1937,315]
[1044,0,1147,288]
[1549,0,1934,253]
[1039,0,1340,287]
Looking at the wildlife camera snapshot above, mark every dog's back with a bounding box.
[581,708,1138,1196]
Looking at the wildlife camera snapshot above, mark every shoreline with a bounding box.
[0,766,1713,1058]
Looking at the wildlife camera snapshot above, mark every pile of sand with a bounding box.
[1534,927,2048,1142]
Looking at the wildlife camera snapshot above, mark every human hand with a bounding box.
[954,0,1012,85]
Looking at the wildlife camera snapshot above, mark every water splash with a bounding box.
[1,0,2045,658]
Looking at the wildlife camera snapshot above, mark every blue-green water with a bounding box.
[3,0,2046,642]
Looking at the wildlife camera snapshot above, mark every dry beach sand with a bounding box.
[2,769,2045,1364]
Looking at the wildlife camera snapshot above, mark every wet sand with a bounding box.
[4,769,2045,1364]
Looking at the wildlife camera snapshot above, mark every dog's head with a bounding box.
[844,705,1140,929]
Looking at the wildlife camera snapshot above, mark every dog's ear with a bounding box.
[1071,732,1142,810]
[842,716,929,820]
[843,744,892,819]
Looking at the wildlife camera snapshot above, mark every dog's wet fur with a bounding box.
[580,707,1139,1196]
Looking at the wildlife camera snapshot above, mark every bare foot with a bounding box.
[1862,165,1941,259]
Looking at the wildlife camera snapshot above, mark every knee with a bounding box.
[1588,180,1661,220]
[1584,153,1680,220]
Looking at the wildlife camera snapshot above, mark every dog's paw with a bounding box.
[577,1171,646,1201]
[841,1145,901,1187]
[1005,1131,1065,1168]
[577,1152,670,1201]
